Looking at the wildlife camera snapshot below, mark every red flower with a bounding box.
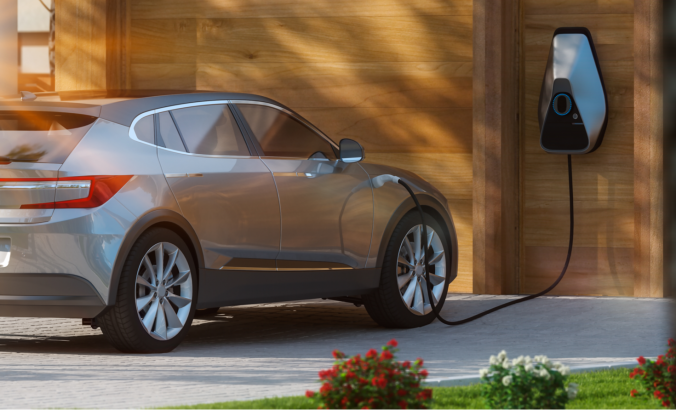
[341,397,349,406]
[378,377,387,388]
[655,390,664,399]
[371,377,379,387]
[669,365,676,373]
[417,358,424,366]
[638,356,647,365]
[655,381,662,388]
[419,369,429,378]
[398,400,408,409]
[669,338,675,346]
[333,350,345,360]
[629,370,636,379]
[366,349,378,358]
[663,400,671,408]
[387,339,399,348]
[362,407,370,410]
[381,350,394,360]
[320,383,332,394]
[398,389,407,397]
[402,361,411,368]
[346,371,355,379]
[631,389,638,397]
[306,390,315,398]
[657,355,665,366]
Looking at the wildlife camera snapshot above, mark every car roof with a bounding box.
[0,90,286,127]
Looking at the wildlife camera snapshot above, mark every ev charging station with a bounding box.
[399,27,611,325]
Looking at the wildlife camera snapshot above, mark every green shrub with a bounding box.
[479,350,577,409]
[306,340,432,409]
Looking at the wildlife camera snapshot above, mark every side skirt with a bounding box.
[197,268,381,309]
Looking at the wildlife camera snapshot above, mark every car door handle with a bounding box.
[165,173,187,178]
[188,173,203,177]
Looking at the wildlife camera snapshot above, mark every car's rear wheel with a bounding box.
[363,212,450,328]
[99,228,196,353]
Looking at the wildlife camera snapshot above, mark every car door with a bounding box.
[156,103,280,270]
[233,102,373,269]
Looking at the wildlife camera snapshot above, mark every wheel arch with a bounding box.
[105,209,204,307]
[375,194,459,284]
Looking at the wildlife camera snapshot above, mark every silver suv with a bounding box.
[0,91,458,353]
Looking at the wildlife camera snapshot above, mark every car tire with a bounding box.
[194,307,220,317]
[99,228,197,353]
[363,211,450,328]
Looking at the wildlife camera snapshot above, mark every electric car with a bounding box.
[0,91,458,353]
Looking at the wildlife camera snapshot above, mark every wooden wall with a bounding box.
[125,0,475,292]
[521,0,636,296]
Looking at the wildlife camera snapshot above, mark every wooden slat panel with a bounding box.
[130,19,196,64]
[295,107,472,154]
[130,64,197,89]
[196,16,472,63]
[132,0,473,19]
[523,154,633,207]
[524,0,633,15]
[524,14,633,61]
[447,199,473,293]
[56,0,108,90]
[197,62,472,108]
[522,246,633,296]
[523,206,633,248]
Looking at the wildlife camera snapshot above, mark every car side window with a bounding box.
[134,115,154,145]
[236,104,336,159]
[157,112,187,152]
[171,105,250,156]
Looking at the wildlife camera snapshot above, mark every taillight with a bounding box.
[16,175,133,209]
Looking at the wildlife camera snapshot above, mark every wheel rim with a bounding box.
[396,224,446,316]
[135,242,193,341]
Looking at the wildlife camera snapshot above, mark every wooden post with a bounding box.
[55,0,129,91]
[0,0,18,96]
[473,0,522,294]
[634,0,664,297]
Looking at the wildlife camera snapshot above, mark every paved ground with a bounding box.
[0,294,670,408]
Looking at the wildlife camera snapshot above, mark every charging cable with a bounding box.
[394,154,574,325]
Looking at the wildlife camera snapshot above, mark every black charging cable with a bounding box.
[397,155,574,325]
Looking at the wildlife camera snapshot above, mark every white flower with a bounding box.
[489,355,499,366]
[512,355,525,366]
[502,360,512,369]
[567,383,579,400]
[524,363,534,373]
[502,375,513,386]
[552,361,563,370]
[539,368,551,379]
[479,368,489,378]
[497,350,508,362]
[559,365,570,376]
[524,356,532,364]
[513,367,521,376]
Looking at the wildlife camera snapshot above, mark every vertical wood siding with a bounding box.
[521,0,636,296]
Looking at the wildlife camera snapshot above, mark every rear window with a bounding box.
[0,111,97,164]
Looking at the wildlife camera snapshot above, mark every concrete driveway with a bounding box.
[0,294,670,408]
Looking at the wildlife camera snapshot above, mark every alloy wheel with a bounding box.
[396,224,446,315]
[135,242,193,340]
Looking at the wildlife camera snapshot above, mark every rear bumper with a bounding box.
[0,273,106,318]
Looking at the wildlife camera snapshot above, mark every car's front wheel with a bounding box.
[363,212,450,328]
[99,228,197,353]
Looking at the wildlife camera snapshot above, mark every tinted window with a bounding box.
[0,111,96,163]
[237,104,336,159]
[171,105,249,156]
[157,112,186,152]
[134,115,154,144]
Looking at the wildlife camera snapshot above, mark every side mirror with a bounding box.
[339,139,364,163]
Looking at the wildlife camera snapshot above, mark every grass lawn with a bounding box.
[166,368,661,409]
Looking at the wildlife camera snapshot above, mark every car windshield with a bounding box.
[0,111,97,163]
